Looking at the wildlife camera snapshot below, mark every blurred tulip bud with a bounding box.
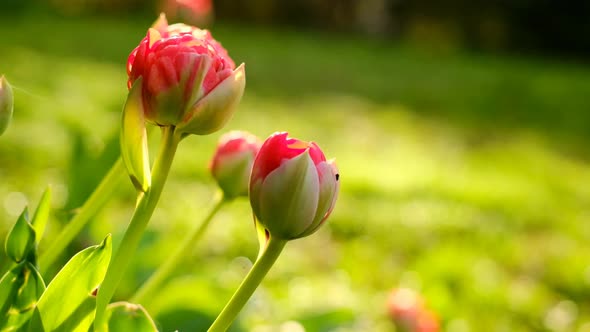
[210,131,261,199]
[415,310,440,332]
[387,288,439,332]
[249,132,340,240]
[126,14,245,135]
[0,75,14,136]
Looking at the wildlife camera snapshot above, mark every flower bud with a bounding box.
[126,14,245,135]
[210,131,261,199]
[249,132,339,240]
[0,75,14,136]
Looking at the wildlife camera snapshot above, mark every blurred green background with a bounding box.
[1,1,590,331]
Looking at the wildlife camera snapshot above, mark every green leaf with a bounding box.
[0,263,46,331]
[106,302,158,332]
[5,209,36,263]
[31,187,51,245]
[297,309,356,331]
[121,78,151,192]
[0,75,14,136]
[0,264,23,321]
[29,235,112,332]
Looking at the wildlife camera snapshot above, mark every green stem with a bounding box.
[94,126,180,331]
[131,191,227,304]
[208,238,287,332]
[38,158,126,272]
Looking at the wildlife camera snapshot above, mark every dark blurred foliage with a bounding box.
[215,0,590,57]
[3,0,589,58]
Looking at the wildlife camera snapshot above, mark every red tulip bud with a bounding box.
[249,132,340,240]
[210,131,261,198]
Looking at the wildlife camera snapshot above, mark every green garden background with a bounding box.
[1,2,590,331]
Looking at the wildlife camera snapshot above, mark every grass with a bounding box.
[1,13,590,332]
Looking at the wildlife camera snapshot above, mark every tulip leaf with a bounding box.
[31,187,52,245]
[0,75,14,136]
[5,208,36,263]
[0,262,46,331]
[177,63,246,135]
[29,235,112,332]
[0,264,24,326]
[106,302,158,332]
[121,78,151,192]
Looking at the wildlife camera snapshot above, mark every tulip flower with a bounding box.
[0,75,14,136]
[126,14,245,135]
[121,14,246,191]
[249,132,340,240]
[387,288,440,332]
[97,15,246,329]
[210,131,262,199]
[209,133,339,331]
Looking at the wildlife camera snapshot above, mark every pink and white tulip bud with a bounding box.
[210,131,261,199]
[249,132,340,240]
[0,75,14,136]
[126,14,245,135]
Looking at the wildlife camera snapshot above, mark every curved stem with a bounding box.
[131,191,227,304]
[208,237,287,332]
[94,126,180,331]
[39,158,126,273]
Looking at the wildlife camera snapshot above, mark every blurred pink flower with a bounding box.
[387,288,439,332]
[163,0,213,24]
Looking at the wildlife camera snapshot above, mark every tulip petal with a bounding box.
[184,55,212,111]
[212,150,252,198]
[176,63,245,135]
[298,160,339,237]
[257,151,319,240]
[147,28,162,48]
[151,13,169,35]
[121,78,151,192]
